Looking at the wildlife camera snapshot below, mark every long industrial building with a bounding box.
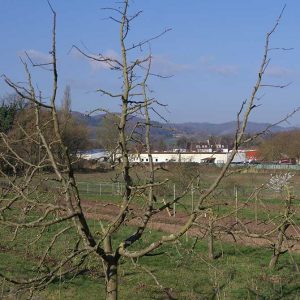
[130,151,247,164]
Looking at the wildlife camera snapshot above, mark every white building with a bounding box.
[130,152,231,164]
[79,149,247,165]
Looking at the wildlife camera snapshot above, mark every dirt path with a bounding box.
[81,199,300,252]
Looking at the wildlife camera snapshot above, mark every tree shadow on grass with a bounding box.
[247,284,300,300]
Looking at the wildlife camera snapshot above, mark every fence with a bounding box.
[255,164,300,170]
[2,178,299,219]
[74,181,281,217]
[77,181,125,196]
[228,163,300,171]
[2,179,298,200]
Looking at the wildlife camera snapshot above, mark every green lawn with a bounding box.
[1,220,300,299]
[1,167,300,299]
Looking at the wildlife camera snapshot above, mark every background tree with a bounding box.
[97,113,120,161]
[259,130,300,162]
[176,136,188,149]
[61,85,72,116]
[59,85,90,155]
[0,94,23,134]
[2,88,89,167]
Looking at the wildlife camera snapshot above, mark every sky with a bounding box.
[1,0,300,125]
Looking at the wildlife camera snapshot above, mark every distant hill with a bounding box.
[170,121,290,137]
[72,111,294,140]
[72,111,104,127]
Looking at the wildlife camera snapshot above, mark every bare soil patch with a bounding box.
[82,199,300,252]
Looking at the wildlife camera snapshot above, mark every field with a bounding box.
[1,227,300,299]
[1,164,300,299]
[74,165,300,226]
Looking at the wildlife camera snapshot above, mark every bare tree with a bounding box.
[267,174,296,269]
[230,173,300,271]
[0,2,296,300]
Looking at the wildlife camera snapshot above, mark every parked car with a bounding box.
[279,158,296,165]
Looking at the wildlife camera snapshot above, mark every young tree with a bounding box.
[0,2,295,299]
[232,173,299,271]
[267,174,296,269]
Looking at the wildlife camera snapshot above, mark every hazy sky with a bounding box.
[1,0,299,125]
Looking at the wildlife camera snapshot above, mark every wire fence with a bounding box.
[228,163,300,170]
[1,179,299,219]
[255,164,300,170]
[77,181,124,196]
[75,181,294,202]
[2,177,299,201]
[1,178,297,200]
[74,181,300,219]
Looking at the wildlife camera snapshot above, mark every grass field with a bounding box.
[1,165,300,299]
[1,220,300,299]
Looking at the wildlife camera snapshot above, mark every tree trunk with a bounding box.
[269,224,289,269]
[105,258,118,300]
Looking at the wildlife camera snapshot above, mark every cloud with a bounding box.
[151,55,193,76]
[265,66,294,78]
[207,64,239,76]
[70,48,193,76]
[198,55,239,76]
[89,50,120,71]
[199,55,215,65]
[71,48,120,71]
[18,49,52,64]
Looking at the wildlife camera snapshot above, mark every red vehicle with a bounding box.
[279,158,296,165]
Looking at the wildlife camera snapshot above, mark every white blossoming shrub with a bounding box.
[267,173,294,193]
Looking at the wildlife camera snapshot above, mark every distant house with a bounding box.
[195,143,213,153]
[190,140,229,153]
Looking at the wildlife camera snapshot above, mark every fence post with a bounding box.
[87,183,89,194]
[191,183,194,212]
[163,198,172,217]
[173,184,176,217]
[235,185,238,222]
[255,193,258,225]
[99,183,102,196]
